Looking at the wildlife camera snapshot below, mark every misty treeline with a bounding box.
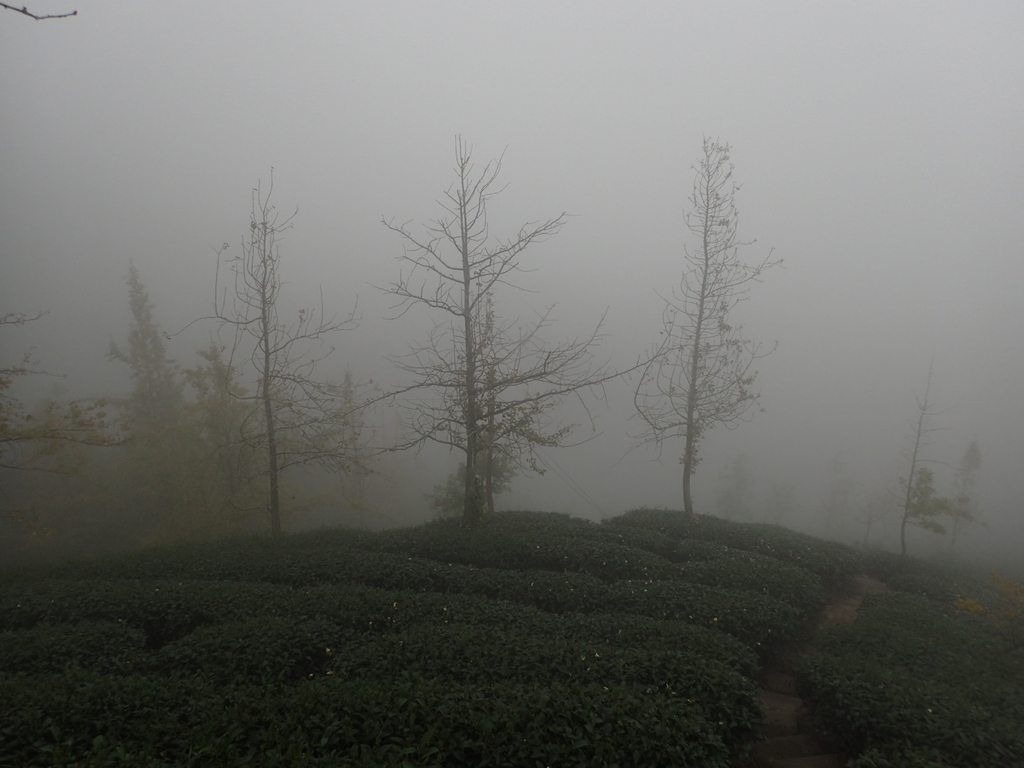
[708,372,984,562]
[0,137,981,564]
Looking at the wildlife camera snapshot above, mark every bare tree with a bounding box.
[634,137,780,516]
[214,175,362,535]
[0,3,76,20]
[898,362,952,560]
[383,136,618,525]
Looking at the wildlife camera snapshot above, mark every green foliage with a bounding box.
[798,590,1024,767]
[903,466,951,535]
[426,455,515,519]
[0,670,736,768]
[0,620,147,675]
[0,509,911,766]
[107,263,184,435]
[608,507,862,588]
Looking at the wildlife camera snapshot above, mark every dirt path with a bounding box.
[742,574,889,768]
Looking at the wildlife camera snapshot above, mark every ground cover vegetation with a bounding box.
[797,558,1024,767]
[1,510,1020,766]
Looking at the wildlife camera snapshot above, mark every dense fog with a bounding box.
[2,2,1022,569]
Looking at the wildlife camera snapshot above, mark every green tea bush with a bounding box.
[798,591,1024,767]
[0,620,147,675]
[153,617,352,683]
[368,516,679,582]
[0,509,862,765]
[0,670,738,767]
[676,552,825,617]
[604,579,803,653]
[0,578,300,643]
[608,508,862,587]
[553,611,760,678]
[329,622,763,747]
[885,568,993,606]
[0,567,800,660]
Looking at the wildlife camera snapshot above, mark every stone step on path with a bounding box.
[739,574,889,768]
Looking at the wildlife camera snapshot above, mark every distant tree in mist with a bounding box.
[948,439,983,556]
[382,136,618,526]
[634,138,780,516]
[107,263,192,541]
[179,342,264,533]
[818,451,858,539]
[1,311,122,538]
[715,453,754,521]
[213,175,366,536]
[1,312,120,476]
[855,483,900,549]
[107,267,262,542]
[108,264,185,435]
[897,363,953,560]
[764,480,800,527]
[426,452,516,520]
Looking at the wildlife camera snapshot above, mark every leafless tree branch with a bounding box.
[1,2,76,20]
[633,137,781,515]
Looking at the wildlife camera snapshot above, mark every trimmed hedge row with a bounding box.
[0,620,148,675]
[0,577,762,675]
[607,508,862,587]
[330,622,763,746]
[368,516,680,582]
[798,591,1024,768]
[675,552,825,617]
[0,669,738,768]
[0,564,803,657]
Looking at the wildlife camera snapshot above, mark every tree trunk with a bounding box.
[265,388,281,536]
[682,215,712,518]
[261,289,281,536]
[899,369,932,561]
[460,195,483,527]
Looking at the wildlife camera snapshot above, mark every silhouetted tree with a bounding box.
[107,264,196,540]
[383,137,617,526]
[856,482,899,549]
[948,439,982,555]
[108,264,185,435]
[214,175,362,535]
[426,453,516,520]
[764,480,800,527]
[634,138,780,516]
[180,342,263,534]
[898,363,952,560]
[819,451,858,538]
[715,453,754,521]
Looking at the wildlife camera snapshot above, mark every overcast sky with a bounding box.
[2,1,1022,562]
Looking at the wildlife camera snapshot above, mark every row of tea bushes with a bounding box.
[144,619,763,748]
[0,560,800,655]
[367,514,681,582]
[1,594,761,682]
[797,590,1024,768]
[6,510,833,638]
[0,668,740,768]
[606,508,863,587]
